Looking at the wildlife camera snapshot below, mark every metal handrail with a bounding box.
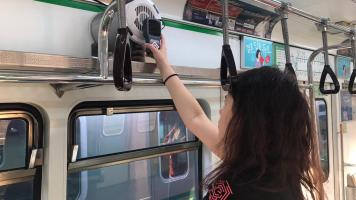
[307,43,350,127]
[68,141,201,173]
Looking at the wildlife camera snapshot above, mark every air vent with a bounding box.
[134,5,155,31]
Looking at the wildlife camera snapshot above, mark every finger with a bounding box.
[145,44,161,60]
[145,43,159,55]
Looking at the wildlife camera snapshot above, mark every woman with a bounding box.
[146,37,325,200]
[255,49,264,67]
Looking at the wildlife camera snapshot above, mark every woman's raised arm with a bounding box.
[146,37,222,157]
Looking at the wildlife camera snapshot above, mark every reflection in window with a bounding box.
[102,115,125,136]
[75,110,195,160]
[159,111,188,145]
[315,100,329,177]
[0,119,27,171]
[158,111,190,180]
[0,179,34,200]
[67,151,199,200]
[137,113,156,133]
[160,152,189,180]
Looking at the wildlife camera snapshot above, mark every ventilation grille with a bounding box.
[134,5,155,31]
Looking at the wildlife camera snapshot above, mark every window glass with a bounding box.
[0,179,34,200]
[75,110,195,160]
[102,115,125,136]
[160,152,189,180]
[0,119,27,171]
[67,150,199,200]
[158,111,188,145]
[315,100,329,177]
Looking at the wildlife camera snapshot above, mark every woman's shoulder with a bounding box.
[204,179,296,200]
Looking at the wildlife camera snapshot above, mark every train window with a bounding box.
[0,119,27,171]
[158,111,189,180]
[0,179,34,199]
[73,107,196,160]
[67,150,199,200]
[68,101,203,200]
[102,115,125,136]
[160,152,189,180]
[138,113,156,133]
[315,99,329,178]
[0,105,43,200]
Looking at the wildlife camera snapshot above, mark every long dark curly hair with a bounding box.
[204,67,325,200]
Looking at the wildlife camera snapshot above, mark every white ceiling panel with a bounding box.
[285,0,356,22]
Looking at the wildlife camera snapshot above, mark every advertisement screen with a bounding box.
[336,56,351,79]
[242,36,273,69]
[183,0,277,36]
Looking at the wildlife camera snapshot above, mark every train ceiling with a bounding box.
[284,0,356,26]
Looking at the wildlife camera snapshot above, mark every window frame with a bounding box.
[0,104,43,200]
[315,98,330,180]
[0,113,32,170]
[67,100,204,199]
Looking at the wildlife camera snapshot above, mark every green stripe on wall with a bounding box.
[35,0,105,12]
[34,0,222,36]
[164,20,222,36]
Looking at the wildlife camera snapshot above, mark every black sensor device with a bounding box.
[143,18,161,56]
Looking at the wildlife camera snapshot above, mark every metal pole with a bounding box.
[307,43,350,128]
[222,0,229,45]
[117,0,126,29]
[340,123,345,200]
[0,72,221,86]
[351,32,356,70]
[280,3,291,64]
[98,2,116,79]
[307,44,350,86]
[321,19,330,66]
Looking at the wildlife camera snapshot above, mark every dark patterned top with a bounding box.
[203,180,295,200]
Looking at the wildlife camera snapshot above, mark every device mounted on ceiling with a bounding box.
[91,0,161,48]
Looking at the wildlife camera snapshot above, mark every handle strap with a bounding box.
[284,62,297,80]
[349,69,356,94]
[221,44,238,91]
[113,28,132,91]
[319,64,340,94]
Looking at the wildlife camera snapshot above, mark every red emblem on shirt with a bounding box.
[208,180,233,200]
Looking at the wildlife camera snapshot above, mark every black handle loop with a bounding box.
[284,62,297,80]
[349,69,356,94]
[221,44,238,91]
[113,28,132,91]
[319,64,340,94]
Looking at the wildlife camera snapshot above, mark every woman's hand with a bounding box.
[145,36,174,79]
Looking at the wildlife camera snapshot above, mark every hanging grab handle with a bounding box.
[349,69,356,94]
[348,32,356,94]
[220,0,238,91]
[285,63,296,78]
[113,28,132,91]
[279,3,297,79]
[319,19,339,94]
[221,44,238,91]
[319,64,340,94]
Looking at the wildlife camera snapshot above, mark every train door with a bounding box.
[338,90,356,200]
[314,91,335,199]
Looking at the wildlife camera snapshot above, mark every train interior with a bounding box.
[0,0,356,199]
